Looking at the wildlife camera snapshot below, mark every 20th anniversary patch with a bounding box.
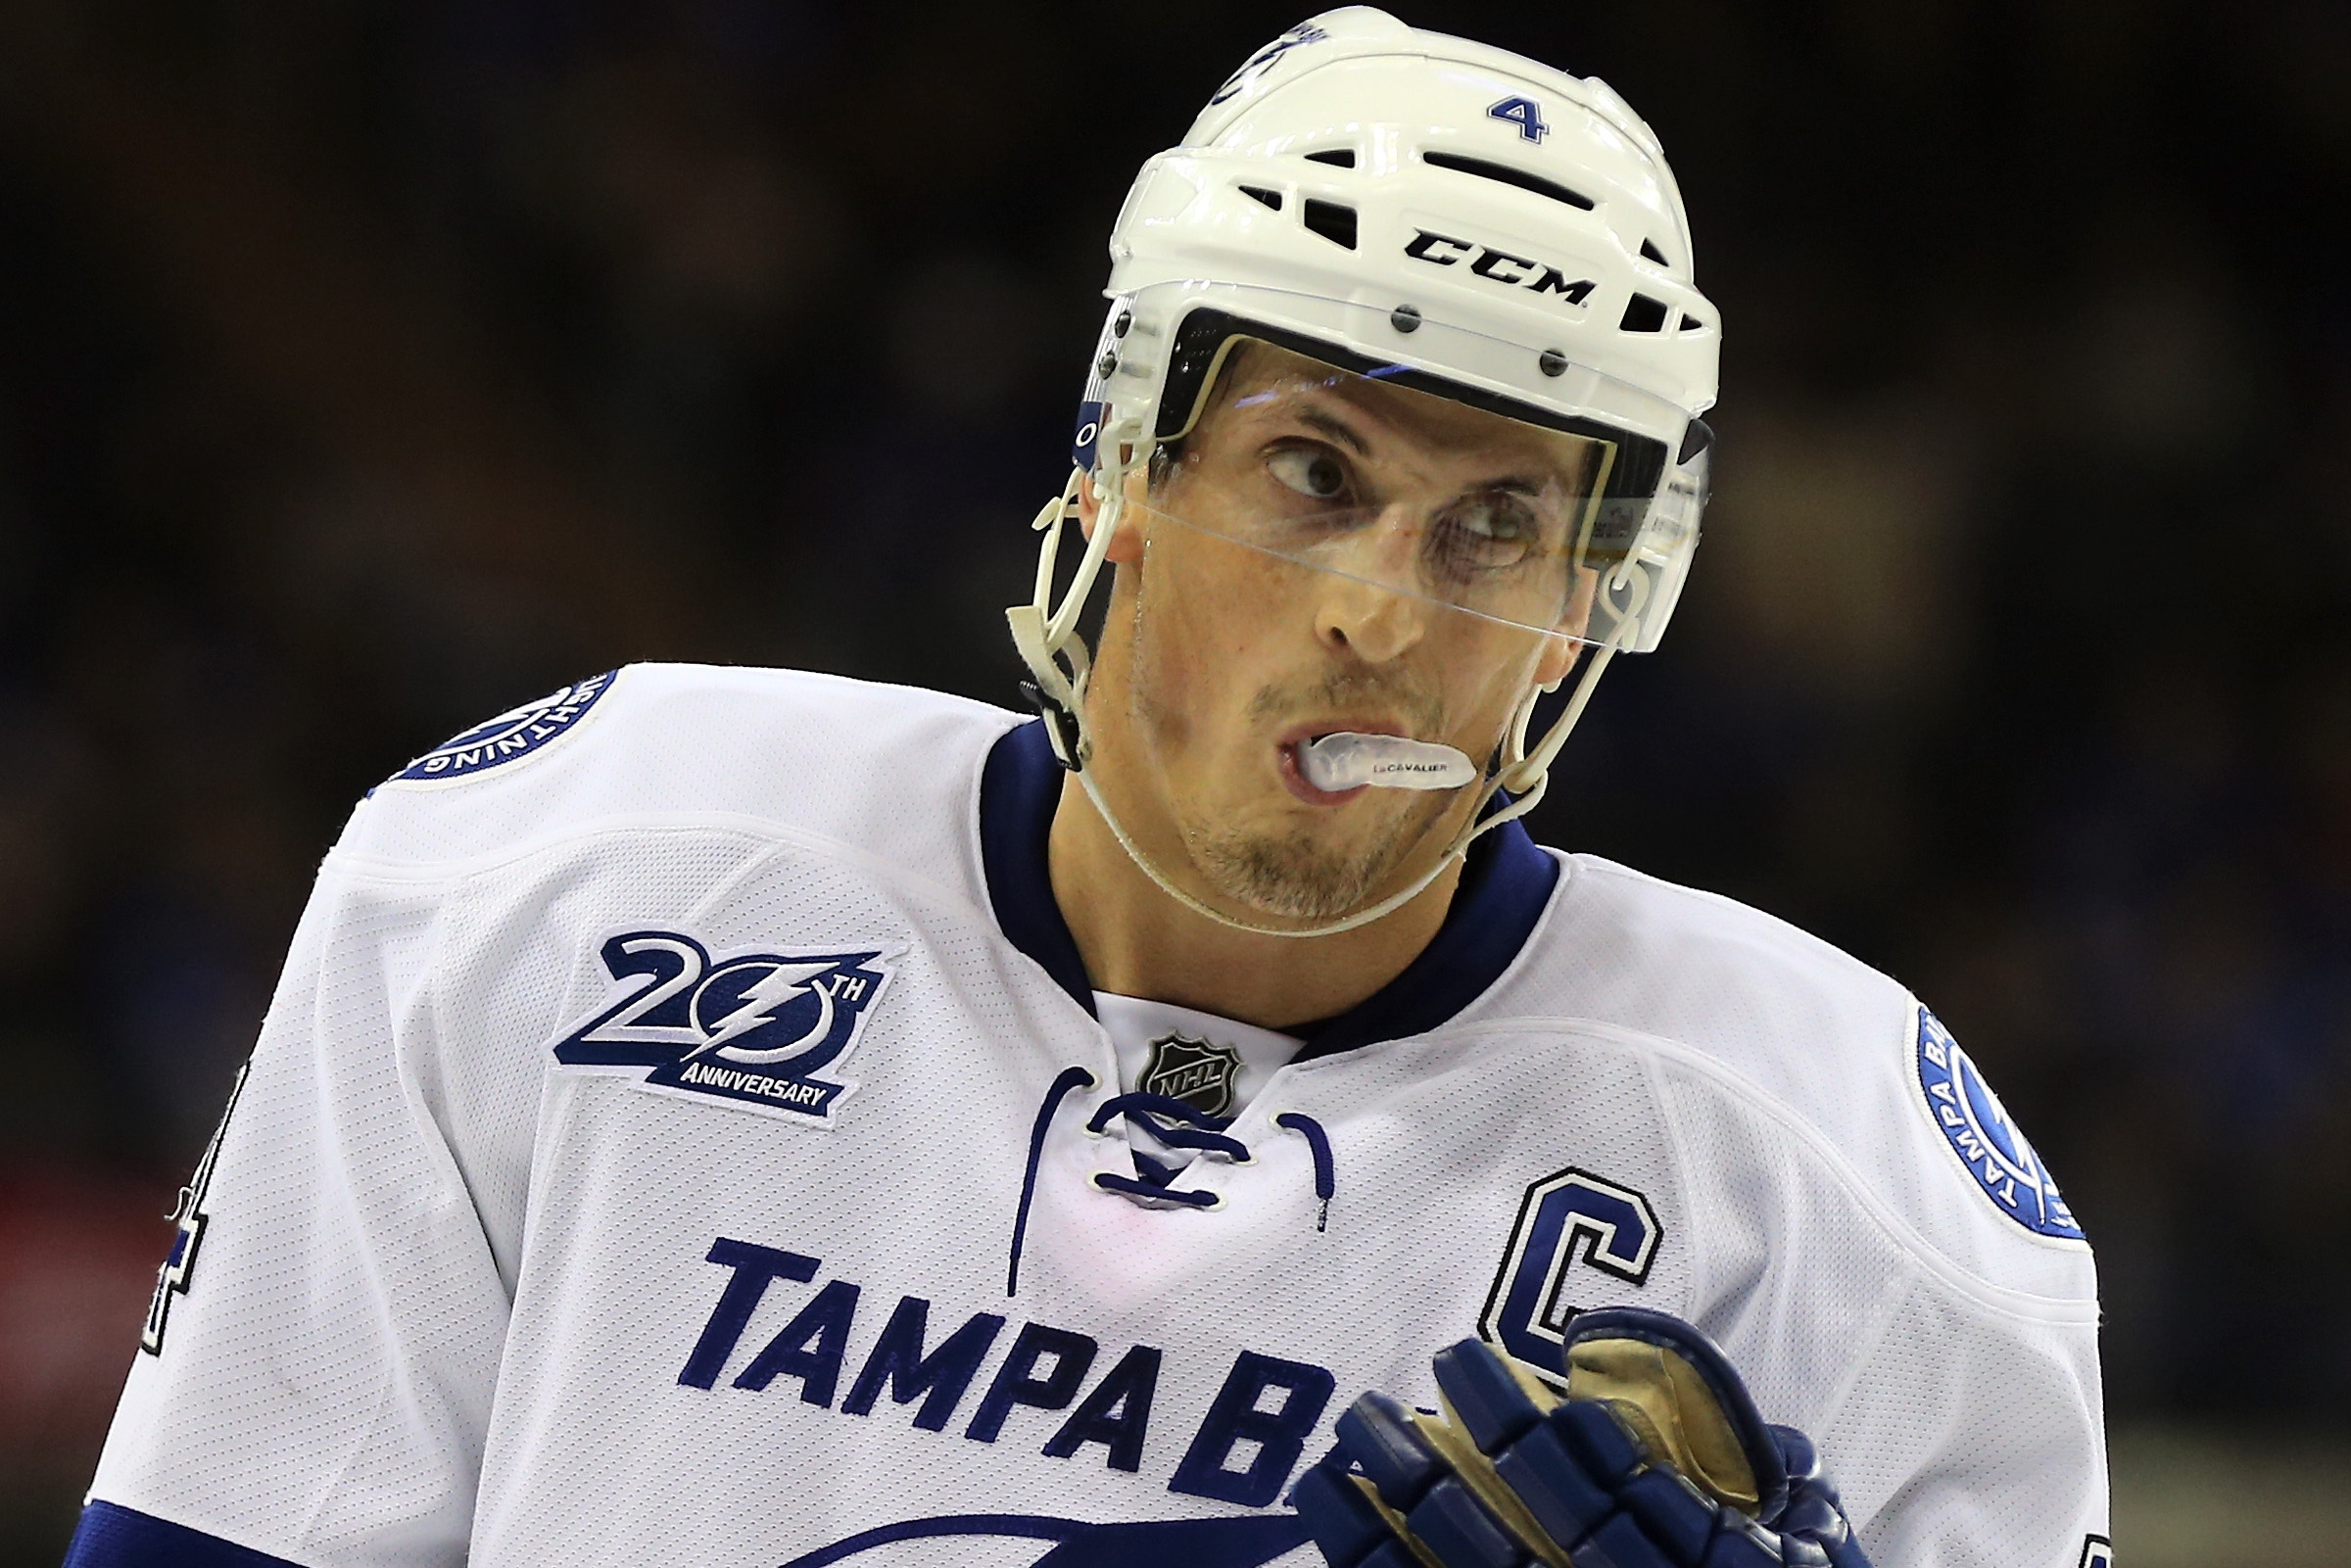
[552,929,899,1126]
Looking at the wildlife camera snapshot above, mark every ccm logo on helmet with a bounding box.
[1405,230,1597,306]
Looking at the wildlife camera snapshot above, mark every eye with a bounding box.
[1429,492,1544,575]
[1268,447,1350,501]
[1456,497,1533,543]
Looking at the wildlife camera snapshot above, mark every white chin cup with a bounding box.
[1298,733,1478,792]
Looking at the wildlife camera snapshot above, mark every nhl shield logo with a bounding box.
[552,929,899,1125]
[1139,1032,1242,1117]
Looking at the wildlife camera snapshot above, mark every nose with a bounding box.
[1310,507,1431,665]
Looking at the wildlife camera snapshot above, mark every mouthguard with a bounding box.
[1299,733,1478,792]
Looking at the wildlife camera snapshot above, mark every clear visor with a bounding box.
[1135,335,1619,648]
[1077,336,1619,932]
[1032,287,1705,931]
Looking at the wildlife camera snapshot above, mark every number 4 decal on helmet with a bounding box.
[1488,95,1548,142]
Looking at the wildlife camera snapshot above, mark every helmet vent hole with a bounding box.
[1304,148,1356,167]
[1239,185,1284,212]
[1640,238,1668,264]
[1301,200,1359,250]
[1619,294,1669,333]
[1420,151,1595,213]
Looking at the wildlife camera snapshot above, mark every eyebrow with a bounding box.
[1292,405,1372,456]
[1262,389,1595,495]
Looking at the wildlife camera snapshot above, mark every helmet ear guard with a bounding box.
[1009,8,1718,936]
[1005,299,1159,772]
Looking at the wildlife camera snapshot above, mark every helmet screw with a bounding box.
[1096,351,1119,377]
[1538,349,1568,377]
[1114,310,1132,337]
[1390,305,1421,333]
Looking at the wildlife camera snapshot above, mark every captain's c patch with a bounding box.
[1478,1166,1660,1386]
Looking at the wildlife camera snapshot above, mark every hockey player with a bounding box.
[67,12,2108,1568]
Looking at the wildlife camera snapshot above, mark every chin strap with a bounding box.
[1006,462,1126,770]
[1005,462,1644,940]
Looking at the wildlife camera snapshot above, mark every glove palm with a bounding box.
[1289,1308,1870,1568]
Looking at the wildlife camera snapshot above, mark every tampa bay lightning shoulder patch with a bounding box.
[389,670,616,785]
[1915,1007,2084,1242]
[552,929,900,1126]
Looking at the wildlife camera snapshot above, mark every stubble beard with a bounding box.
[1157,671,1463,922]
[1188,803,1433,920]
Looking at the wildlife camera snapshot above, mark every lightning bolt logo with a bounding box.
[686,961,838,1065]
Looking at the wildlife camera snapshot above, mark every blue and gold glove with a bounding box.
[1289,1308,1870,1568]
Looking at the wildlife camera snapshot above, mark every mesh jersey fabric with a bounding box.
[78,663,2105,1568]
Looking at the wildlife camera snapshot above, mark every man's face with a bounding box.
[1084,341,1605,923]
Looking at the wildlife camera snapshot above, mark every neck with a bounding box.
[1047,770,1464,1031]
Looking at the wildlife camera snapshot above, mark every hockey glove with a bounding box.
[1288,1307,1870,1568]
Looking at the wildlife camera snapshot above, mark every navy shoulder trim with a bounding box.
[66,1502,305,1567]
[1292,813,1558,1060]
[980,719,1095,1015]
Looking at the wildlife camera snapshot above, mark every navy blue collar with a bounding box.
[979,718,1559,1062]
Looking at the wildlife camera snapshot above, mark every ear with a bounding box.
[1534,565,1600,688]
[1534,635,1587,691]
[1076,468,1147,565]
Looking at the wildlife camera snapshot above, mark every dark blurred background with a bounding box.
[1,1,2346,1561]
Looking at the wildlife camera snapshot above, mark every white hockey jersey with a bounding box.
[72,664,2109,1568]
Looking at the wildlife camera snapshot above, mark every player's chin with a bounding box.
[1192,831,1370,922]
[1200,812,1434,922]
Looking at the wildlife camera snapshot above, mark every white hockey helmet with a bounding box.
[1009,8,1718,935]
